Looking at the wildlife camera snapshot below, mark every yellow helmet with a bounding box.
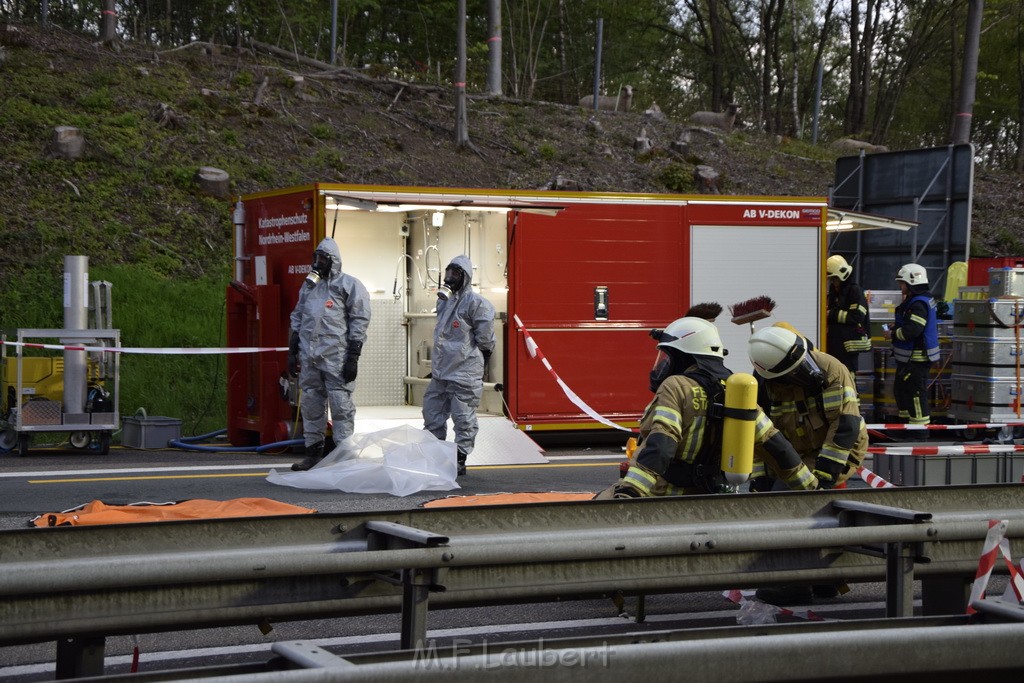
[826,254,852,281]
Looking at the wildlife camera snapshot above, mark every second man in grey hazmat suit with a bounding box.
[288,237,371,471]
[423,255,496,475]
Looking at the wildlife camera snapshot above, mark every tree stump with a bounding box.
[634,127,652,153]
[670,131,691,156]
[195,167,230,198]
[152,103,183,129]
[694,165,721,194]
[586,117,603,134]
[51,126,84,160]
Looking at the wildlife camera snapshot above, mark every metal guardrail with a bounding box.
[1,484,1023,678]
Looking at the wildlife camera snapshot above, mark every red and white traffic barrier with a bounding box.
[867,422,1024,431]
[868,443,1024,456]
[967,519,1024,614]
[857,465,896,488]
[722,588,824,622]
[513,315,634,433]
[2,340,286,355]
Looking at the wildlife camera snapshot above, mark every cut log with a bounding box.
[51,126,84,160]
[195,166,230,198]
[694,165,721,194]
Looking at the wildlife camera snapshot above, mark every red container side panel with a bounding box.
[512,204,687,326]
[968,257,1024,286]
[508,203,687,427]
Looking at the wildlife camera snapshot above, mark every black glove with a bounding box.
[749,476,774,493]
[482,349,492,381]
[612,483,643,499]
[287,331,300,377]
[813,454,846,490]
[342,340,363,383]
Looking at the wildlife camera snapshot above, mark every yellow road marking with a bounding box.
[28,461,619,484]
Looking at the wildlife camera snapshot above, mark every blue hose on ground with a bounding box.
[176,428,229,444]
[167,436,302,453]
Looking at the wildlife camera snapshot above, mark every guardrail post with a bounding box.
[400,568,433,649]
[885,541,918,618]
[55,636,104,679]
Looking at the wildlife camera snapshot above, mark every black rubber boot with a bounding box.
[292,441,325,471]
[456,449,468,476]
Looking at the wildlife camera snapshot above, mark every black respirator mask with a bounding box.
[780,353,827,391]
[305,250,333,289]
[437,266,465,301]
[648,349,695,393]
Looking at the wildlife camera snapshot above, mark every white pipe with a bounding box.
[233,200,246,282]
[62,255,88,414]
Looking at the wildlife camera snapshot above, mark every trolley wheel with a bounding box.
[0,429,16,452]
[70,431,92,449]
[963,428,979,441]
[18,433,30,457]
[96,431,111,455]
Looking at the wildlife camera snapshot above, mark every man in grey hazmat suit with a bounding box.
[423,255,496,475]
[288,237,371,471]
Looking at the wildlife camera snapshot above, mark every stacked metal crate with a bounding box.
[950,267,1024,423]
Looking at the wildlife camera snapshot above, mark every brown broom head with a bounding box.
[684,302,723,322]
[729,295,776,325]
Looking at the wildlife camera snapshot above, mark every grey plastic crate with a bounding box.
[122,416,182,449]
[889,451,1003,486]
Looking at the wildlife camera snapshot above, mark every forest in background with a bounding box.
[3,0,1022,170]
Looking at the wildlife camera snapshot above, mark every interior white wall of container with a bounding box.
[326,208,508,412]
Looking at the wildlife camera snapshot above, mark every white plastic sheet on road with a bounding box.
[267,425,460,496]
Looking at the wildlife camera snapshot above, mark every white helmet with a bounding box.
[896,263,928,286]
[656,317,724,359]
[748,326,806,378]
[826,254,852,281]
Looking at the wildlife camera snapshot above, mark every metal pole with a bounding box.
[591,18,603,110]
[63,255,88,416]
[811,61,823,144]
[330,0,338,65]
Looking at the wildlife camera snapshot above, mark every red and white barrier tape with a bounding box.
[513,315,633,432]
[967,520,1024,614]
[868,443,1024,456]
[2,340,286,355]
[722,589,824,622]
[857,465,896,488]
[867,422,1024,431]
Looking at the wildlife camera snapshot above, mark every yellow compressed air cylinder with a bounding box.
[721,372,758,486]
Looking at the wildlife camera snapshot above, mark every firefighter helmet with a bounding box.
[826,255,852,281]
[896,263,928,286]
[748,326,807,379]
[656,317,725,358]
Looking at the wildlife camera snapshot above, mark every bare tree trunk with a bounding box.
[487,0,502,95]
[101,0,118,44]
[1016,2,1024,172]
[952,0,983,144]
[709,0,724,112]
[455,0,470,148]
[557,0,568,102]
[789,0,800,137]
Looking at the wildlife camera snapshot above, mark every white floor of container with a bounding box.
[354,406,547,466]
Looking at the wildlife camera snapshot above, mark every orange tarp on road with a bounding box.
[31,498,317,527]
[422,492,596,508]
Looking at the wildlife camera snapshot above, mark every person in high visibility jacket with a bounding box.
[825,254,871,374]
[603,316,818,499]
[888,263,940,426]
[747,325,867,490]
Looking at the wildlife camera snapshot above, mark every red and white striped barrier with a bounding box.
[857,465,896,488]
[722,588,824,622]
[513,315,634,433]
[867,422,1024,431]
[2,340,286,355]
[967,519,1024,614]
[868,444,1024,456]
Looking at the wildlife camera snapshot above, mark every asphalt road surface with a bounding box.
[0,433,897,681]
